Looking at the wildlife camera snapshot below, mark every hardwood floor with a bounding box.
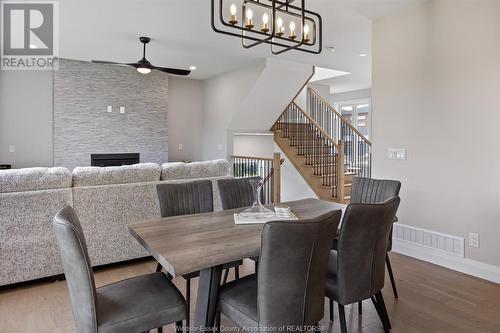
[1,253,499,332]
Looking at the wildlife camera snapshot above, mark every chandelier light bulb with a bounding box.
[229,3,238,25]
[289,21,296,39]
[246,9,253,20]
[277,17,283,28]
[261,13,270,33]
[303,24,310,43]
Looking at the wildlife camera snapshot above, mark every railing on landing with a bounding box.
[231,154,284,204]
[307,87,372,178]
[274,102,346,200]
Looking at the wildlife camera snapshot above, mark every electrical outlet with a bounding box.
[388,148,407,160]
[218,144,223,150]
[178,144,183,151]
[468,233,480,248]
[119,106,125,114]
[107,105,112,113]
[9,145,15,153]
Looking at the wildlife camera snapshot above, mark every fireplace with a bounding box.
[91,153,140,167]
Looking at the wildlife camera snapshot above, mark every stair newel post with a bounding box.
[273,152,281,204]
[338,140,346,203]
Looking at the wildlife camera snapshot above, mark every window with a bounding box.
[337,100,371,139]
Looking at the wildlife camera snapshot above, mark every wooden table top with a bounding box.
[128,198,345,277]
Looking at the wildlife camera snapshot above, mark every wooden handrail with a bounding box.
[290,102,339,148]
[308,87,372,146]
[230,155,274,161]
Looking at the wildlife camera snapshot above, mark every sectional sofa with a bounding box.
[0,160,232,286]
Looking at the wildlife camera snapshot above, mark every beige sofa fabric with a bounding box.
[73,163,161,187]
[72,182,159,266]
[0,167,73,285]
[161,159,231,180]
[0,167,72,193]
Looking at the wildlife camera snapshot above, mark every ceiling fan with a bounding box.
[92,37,191,76]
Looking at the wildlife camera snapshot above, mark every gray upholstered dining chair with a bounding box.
[332,176,401,316]
[326,197,400,333]
[217,177,262,210]
[216,209,342,332]
[53,206,185,333]
[155,180,242,327]
[217,177,262,274]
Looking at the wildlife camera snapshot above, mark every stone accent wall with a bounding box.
[53,59,168,169]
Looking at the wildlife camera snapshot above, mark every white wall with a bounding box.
[202,61,266,160]
[202,58,313,161]
[168,77,204,162]
[0,71,53,168]
[372,0,500,267]
[233,133,275,158]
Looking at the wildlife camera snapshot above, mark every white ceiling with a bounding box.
[58,0,426,92]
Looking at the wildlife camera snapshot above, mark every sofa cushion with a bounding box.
[72,163,161,187]
[161,159,231,180]
[0,167,72,193]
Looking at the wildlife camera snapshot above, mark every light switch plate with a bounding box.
[119,106,125,114]
[9,145,15,153]
[178,144,183,151]
[107,105,112,113]
[388,148,407,160]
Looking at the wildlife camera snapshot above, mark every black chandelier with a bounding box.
[211,0,322,55]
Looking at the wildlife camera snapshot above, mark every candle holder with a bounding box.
[229,16,238,25]
[245,19,254,29]
[261,24,269,33]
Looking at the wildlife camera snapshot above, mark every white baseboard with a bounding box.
[393,238,500,284]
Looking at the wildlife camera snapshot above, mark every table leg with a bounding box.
[193,265,223,332]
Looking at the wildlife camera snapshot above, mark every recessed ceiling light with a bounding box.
[325,46,336,52]
[189,65,197,70]
[359,53,368,57]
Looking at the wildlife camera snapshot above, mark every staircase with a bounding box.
[272,88,372,203]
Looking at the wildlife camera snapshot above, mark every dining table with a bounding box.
[128,197,346,331]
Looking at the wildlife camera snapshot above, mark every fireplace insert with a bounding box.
[91,153,139,167]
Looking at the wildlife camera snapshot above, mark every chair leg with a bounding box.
[328,298,334,323]
[222,269,229,284]
[386,254,399,298]
[156,263,162,272]
[375,292,392,331]
[186,278,191,329]
[158,327,163,333]
[358,301,362,316]
[175,321,183,333]
[235,265,240,280]
[338,304,347,333]
[215,311,221,332]
[254,260,258,274]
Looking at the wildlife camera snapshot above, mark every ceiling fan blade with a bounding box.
[154,66,191,76]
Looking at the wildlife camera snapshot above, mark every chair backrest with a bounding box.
[156,180,213,217]
[351,177,401,204]
[217,177,261,210]
[52,206,98,333]
[257,210,342,327]
[336,197,400,305]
